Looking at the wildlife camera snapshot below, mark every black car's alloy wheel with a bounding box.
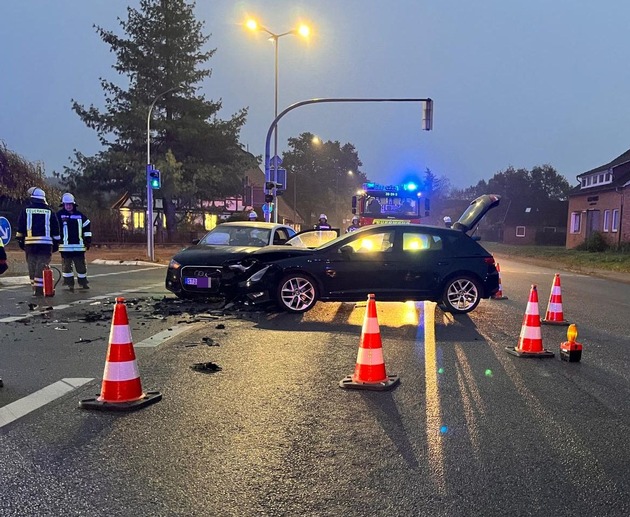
[277,273,318,313]
[442,276,481,314]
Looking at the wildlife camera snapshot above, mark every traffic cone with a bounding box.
[339,294,400,391]
[542,274,569,326]
[492,263,508,300]
[80,297,162,411]
[505,285,554,358]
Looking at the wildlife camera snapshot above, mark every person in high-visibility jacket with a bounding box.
[0,238,7,276]
[16,188,61,296]
[56,193,92,290]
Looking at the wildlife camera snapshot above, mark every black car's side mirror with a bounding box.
[340,245,354,257]
[192,238,200,245]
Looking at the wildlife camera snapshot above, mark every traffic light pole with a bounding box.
[263,97,433,224]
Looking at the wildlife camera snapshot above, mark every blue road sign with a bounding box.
[0,216,11,246]
[270,155,283,168]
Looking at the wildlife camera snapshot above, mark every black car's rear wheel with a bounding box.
[442,276,481,314]
[276,273,318,313]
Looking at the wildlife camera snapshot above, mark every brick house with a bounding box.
[566,149,630,249]
[499,199,567,245]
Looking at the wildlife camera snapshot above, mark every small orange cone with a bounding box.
[492,263,508,300]
[80,297,162,411]
[505,285,554,358]
[340,294,399,391]
[542,274,569,326]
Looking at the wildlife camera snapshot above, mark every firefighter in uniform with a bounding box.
[57,193,92,290]
[0,238,7,276]
[314,214,332,230]
[346,216,361,233]
[16,188,61,296]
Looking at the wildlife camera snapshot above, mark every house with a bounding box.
[566,149,630,249]
[497,199,567,245]
[111,166,305,242]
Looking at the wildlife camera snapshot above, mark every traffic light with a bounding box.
[147,165,161,189]
[265,181,283,190]
[422,98,433,131]
[264,194,274,203]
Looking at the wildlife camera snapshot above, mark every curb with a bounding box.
[91,259,167,267]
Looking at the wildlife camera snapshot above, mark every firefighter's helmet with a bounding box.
[319,214,327,221]
[30,188,46,201]
[61,193,76,205]
[352,216,359,223]
[248,211,257,220]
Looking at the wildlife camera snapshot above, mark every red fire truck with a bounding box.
[351,182,430,226]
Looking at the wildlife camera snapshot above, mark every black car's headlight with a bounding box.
[247,265,270,283]
[169,259,182,270]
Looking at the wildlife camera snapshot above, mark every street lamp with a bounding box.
[146,86,179,261]
[245,18,311,222]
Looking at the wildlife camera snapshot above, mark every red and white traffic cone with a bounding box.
[339,294,399,391]
[505,285,554,358]
[80,297,162,411]
[542,274,569,326]
[492,263,508,300]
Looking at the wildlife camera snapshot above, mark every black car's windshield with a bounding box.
[198,226,271,247]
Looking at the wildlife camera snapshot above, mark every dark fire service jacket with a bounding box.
[57,207,92,253]
[16,199,61,252]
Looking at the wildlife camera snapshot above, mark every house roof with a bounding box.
[577,148,630,178]
[569,148,630,197]
[497,199,568,227]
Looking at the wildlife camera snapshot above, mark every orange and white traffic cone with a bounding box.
[339,294,399,391]
[505,285,554,358]
[542,274,569,326]
[80,297,162,411]
[492,263,508,300]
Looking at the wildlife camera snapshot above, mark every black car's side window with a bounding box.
[402,232,442,251]
[346,231,395,253]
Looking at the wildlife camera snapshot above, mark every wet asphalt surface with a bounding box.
[1,260,630,516]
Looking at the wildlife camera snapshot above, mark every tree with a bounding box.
[281,133,366,227]
[0,142,60,217]
[60,0,255,240]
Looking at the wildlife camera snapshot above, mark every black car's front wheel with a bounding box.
[276,273,319,313]
[441,276,482,314]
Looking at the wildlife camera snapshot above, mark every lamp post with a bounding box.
[246,19,310,222]
[146,86,178,261]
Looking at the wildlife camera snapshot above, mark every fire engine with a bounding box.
[351,182,430,226]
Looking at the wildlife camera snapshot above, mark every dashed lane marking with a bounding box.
[0,378,94,428]
[0,282,165,323]
[135,323,202,348]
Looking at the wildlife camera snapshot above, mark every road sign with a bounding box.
[0,216,11,246]
[275,168,286,191]
[270,155,283,167]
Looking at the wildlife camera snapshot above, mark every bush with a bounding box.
[575,231,609,252]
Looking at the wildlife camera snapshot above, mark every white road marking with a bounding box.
[0,378,94,428]
[135,324,201,348]
[0,283,166,323]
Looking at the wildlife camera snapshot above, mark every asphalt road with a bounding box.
[1,258,629,516]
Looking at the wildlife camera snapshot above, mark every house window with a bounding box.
[516,226,525,237]
[133,211,145,230]
[612,209,619,232]
[570,212,581,233]
[603,210,610,232]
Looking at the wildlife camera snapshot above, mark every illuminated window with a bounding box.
[402,232,442,251]
[133,211,145,229]
[204,213,218,230]
[120,208,131,230]
[348,231,394,253]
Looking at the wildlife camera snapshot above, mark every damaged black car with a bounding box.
[166,195,502,314]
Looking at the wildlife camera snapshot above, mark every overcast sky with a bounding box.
[2,0,630,190]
